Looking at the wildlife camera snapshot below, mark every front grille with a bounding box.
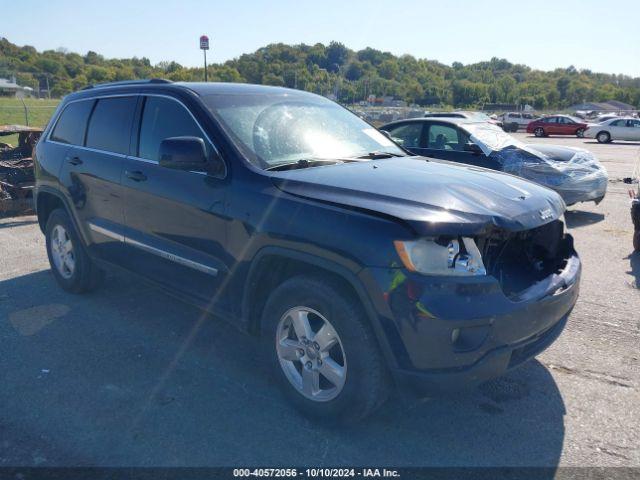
[478,220,569,298]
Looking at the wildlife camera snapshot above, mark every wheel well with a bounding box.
[245,255,361,336]
[36,192,64,233]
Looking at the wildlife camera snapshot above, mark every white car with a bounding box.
[500,112,538,132]
[584,117,640,143]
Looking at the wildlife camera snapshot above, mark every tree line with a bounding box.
[2,37,639,109]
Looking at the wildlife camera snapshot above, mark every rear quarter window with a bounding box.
[50,100,94,145]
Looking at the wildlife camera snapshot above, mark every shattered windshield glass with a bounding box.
[462,122,523,154]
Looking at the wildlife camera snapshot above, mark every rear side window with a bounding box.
[50,100,94,145]
[138,96,208,161]
[86,97,137,154]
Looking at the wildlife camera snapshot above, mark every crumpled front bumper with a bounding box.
[361,244,581,393]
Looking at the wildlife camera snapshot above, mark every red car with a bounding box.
[526,115,588,138]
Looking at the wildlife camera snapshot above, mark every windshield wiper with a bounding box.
[265,158,345,171]
[353,151,405,159]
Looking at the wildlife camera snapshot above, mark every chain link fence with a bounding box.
[0,98,59,129]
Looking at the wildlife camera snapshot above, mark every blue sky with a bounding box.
[4,0,640,76]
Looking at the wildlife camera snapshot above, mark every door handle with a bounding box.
[68,156,83,166]
[125,170,147,182]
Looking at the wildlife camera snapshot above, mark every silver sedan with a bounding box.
[584,117,640,143]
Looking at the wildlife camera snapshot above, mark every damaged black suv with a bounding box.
[34,80,580,421]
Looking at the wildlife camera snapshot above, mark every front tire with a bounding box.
[261,275,390,422]
[534,127,545,137]
[576,128,585,138]
[596,131,611,143]
[45,208,103,293]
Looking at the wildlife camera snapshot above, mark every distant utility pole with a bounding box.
[200,35,210,82]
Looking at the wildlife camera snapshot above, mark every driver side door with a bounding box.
[420,122,500,170]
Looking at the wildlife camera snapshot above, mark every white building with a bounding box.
[0,77,34,98]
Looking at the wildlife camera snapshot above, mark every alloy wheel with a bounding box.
[275,306,347,402]
[50,224,76,279]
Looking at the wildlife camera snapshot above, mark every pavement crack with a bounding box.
[545,363,634,389]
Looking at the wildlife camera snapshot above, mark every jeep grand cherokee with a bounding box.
[34,80,580,421]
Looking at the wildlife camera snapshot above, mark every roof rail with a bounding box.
[81,78,172,90]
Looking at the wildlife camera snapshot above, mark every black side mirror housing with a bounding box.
[159,136,225,175]
[464,142,483,155]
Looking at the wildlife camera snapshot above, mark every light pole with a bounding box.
[200,35,210,82]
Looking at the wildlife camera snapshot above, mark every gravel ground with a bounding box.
[0,133,638,468]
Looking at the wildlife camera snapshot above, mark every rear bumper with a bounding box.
[361,240,580,392]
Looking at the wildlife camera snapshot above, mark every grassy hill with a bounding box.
[2,37,639,109]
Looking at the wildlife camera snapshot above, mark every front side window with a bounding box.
[86,97,137,154]
[203,93,404,168]
[138,96,209,161]
[50,100,94,145]
[386,123,423,148]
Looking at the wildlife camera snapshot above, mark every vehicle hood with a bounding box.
[269,157,565,236]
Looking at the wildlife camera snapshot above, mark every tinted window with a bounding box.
[50,100,94,145]
[386,123,423,148]
[138,96,207,161]
[428,124,461,150]
[611,119,625,126]
[86,97,137,154]
[544,117,557,123]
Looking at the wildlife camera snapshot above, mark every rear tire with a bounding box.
[261,275,390,423]
[596,131,611,143]
[534,127,545,137]
[45,208,103,293]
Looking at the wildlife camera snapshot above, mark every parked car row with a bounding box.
[427,110,640,143]
[35,80,584,422]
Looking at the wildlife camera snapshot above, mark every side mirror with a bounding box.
[464,142,483,154]
[159,136,209,172]
[380,129,392,139]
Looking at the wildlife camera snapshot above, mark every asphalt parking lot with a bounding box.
[1,133,639,468]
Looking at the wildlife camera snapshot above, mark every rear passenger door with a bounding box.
[55,96,137,264]
[544,117,559,134]
[121,95,229,307]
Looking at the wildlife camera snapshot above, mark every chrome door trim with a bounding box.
[88,222,125,242]
[87,221,218,276]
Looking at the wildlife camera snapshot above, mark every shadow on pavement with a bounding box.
[0,269,565,470]
[0,218,38,229]
[627,251,640,289]
[583,141,640,146]
[565,210,605,228]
